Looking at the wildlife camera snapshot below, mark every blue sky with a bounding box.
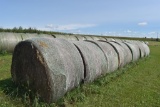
[0,0,160,38]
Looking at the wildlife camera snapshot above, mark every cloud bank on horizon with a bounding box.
[0,0,160,38]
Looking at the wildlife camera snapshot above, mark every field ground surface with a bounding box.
[0,41,160,107]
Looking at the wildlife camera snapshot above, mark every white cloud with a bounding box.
[138,22,148,26]
[44,24,96,31]
[124,30,132,33]
[148,32,156,34]
[45,24,53,28]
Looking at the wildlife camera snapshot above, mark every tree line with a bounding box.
[0,26,71,35]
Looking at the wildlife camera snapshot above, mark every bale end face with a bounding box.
[11,41,52,103]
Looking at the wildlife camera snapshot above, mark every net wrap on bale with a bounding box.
[86,40,118,73]
[72,41,108,83]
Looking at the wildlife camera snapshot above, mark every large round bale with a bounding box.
[76,36,87,41]
[92,36,101,40]
[0,32,4,51]
[52,34,70,40]
[67,35,79,41]
[92,36,107,41]
[141,41,150,56]
[99,37,107,41]
[107,41,126,68]
[106,38,115,42]
[11,38,84,103]
[123,42,140,62]
[114,39,123,42]
[21,33,38,40]
[72,41,108,82]
[37,34,53,38]
[86,40,118,73]
[84,36,94,40]
[0,32,22,53]
[112,41,132,65]
[131,41,145,58]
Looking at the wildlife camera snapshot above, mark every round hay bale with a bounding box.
[53,34,70,40]
[141,42,150,56]
[107,41,126,68]
[0,32,22,53]
[0,32,4,51]
[67,35,79,41]
[37,34,53,38]
[106,38,115,42]
[11,38,84,103]
[131,41,145,58]
[72,41,108,82]
[145,41,149,45]
[123,42,140,62]
[99,37,107,41]
[21,33,38,40]
[114,39,123,42]
[112,41,132,65]
[92,36,101,40]
[84,36,94,40]
[86,40,118,73]
[76,36,87,41]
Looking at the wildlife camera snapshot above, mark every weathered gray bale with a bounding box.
[107,42,126,68]
[99,37,107,41]
[145,41,149,45]
[67,35,79,41]
[86,40,118,73]
[76,36,87,41]
[92,36,101,40]
[112,41,132,65]
[53,34,70,40]
[114,39,123,42]
[133,41,146,58]
[21,33,38,40]
[0,32,22,52]
[141,42,150,56]
[37,34,53,38]
[72,41,108,82]
[92,36,107,41]
[84,36,94,40]
[106,38,115,42]
[11,38,84,103]
[0,33,4,51]
[123,42,140,62]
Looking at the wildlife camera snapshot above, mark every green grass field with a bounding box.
[0,41,160,107]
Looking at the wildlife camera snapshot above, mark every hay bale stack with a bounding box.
[11,38,84,103]
[86,40,118,73]
[0,32,22,52]
[72,41,108,82]
[112,41,132,65]
[107,41,126,68]
[123,42,140,62]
